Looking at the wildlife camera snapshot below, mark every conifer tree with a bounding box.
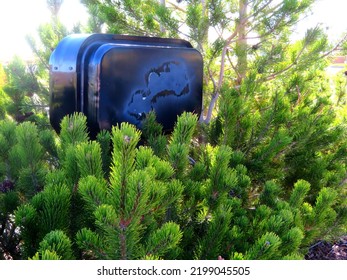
[15,182,71,258]
[58,113,89,188]
[76,122,183,259]
[3,1,86,133]
[2,57,42,123]
[26,0,69,75]
[11,122,47,197]
[31,230,74,260]
[141,111,167,158]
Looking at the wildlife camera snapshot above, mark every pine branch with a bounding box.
[145,222,182,258]
[256,26,320,83]
[319,32,347,60]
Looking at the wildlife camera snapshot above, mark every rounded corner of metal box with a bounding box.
[49,34,91,72]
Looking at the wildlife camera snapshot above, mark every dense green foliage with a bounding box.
[1,0,347,260]
[1,99,347,259]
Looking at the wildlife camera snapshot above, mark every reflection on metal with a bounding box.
[49,34,203,136]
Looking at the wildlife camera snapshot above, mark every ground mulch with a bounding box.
[305,236,347,260]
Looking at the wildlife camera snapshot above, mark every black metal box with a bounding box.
[49,34,203,135]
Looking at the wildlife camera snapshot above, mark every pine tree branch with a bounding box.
[203,24,244,123]
[219,1,284,84]
[319,33,347,60]
[80,239,108,259]
[260,40,308,83]
[129,182,143,219]
[119,231,127,260]
[167,1,186,13]
[246,11,287,43]
[246,0,278,24]
[227,49,243,82]
[25,37,50,71]
[295,85,302,107]
[260,31,347,84]
[207,67,217,94]
[245,92,278,156]
[338,176,347,187]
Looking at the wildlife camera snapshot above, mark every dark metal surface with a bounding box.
[49,34,203,135]
[49,34,87,131]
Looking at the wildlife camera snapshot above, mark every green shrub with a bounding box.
[2,70,347,259]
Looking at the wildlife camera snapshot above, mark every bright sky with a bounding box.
[293,0,347,41]
[0,0,346,62]
[0,0,88,61]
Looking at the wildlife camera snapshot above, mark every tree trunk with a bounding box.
[202,91,219,124]
[160,0,166,33]
[201,0,248,123]
[236,0,248,85]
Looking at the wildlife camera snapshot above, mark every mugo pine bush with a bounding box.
[3,0,347,260]
[0,96,345,259]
